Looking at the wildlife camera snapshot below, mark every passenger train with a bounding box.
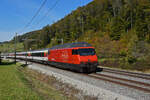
[6,42,98,73]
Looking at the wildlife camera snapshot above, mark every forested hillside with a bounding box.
[4,0,150,71]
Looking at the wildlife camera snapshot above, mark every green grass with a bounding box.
[0,62,43,100]
[0,61,69,100]
[21,67,69,100]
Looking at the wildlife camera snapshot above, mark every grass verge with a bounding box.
[19,65,98,100]
[0,61,43,100]
[18,65,68,100]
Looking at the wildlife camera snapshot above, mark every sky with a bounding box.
[0,0,93,42]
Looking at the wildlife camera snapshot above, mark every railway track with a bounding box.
[8,58,150,93]
[87,73,150,93]
[82,67,150,93]
[101,67,150,80]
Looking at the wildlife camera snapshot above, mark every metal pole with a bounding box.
[26,52,27,65]
[0,51,1,64]
[14,33,17,64]
[25,40,28,65]
[61,38,63,45]
[22,38,40,65]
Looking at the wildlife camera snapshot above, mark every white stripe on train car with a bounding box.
[16,56,48,61]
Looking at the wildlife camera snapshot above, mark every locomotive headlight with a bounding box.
[88,59,91,62]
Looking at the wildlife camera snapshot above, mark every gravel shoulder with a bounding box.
[14,59,150,100]
[24,62,136,100]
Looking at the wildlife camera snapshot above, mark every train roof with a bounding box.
[8,42,92,54]
[50,42,92,50]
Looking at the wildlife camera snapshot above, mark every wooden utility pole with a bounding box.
[14,33,17,64]
[0,52,1,64]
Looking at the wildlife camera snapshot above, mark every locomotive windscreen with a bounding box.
[78,48,95,56]
[72,48,95,56]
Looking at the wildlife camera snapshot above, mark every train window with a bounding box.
[31,53,36,57]
[24,54,27,56]
[38,53,41,57]
[31,52,45,57]
[72,49,78,55]
[38,53,40,57]
[78,48,95,56]
[31,53,33,56]
[41,53,44,57]
[48,50,50,55]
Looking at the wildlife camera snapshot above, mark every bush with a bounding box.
[127,56,137,64]
[119,50,127,57]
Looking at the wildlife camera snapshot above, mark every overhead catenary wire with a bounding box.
[20,0,48,33]
[35,0,60,26]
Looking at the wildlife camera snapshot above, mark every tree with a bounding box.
[110,16,125,40]
[126,0,138,29]
[40,25,51,47]
[112,0,124,16]
[135,5,148,40]
[136,19,148,40]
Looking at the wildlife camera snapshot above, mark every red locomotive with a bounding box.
[48,42,98,72]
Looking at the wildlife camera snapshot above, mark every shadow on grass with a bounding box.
[20,64,28,68]
[0,61,16,65]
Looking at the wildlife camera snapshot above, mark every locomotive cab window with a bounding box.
[78,48,95,56]
[72,49,78,55]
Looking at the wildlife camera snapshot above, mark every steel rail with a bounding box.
[102,68,150,80]
[102,67,150,77]
[93,73,150,87]
[86,74,150,93]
